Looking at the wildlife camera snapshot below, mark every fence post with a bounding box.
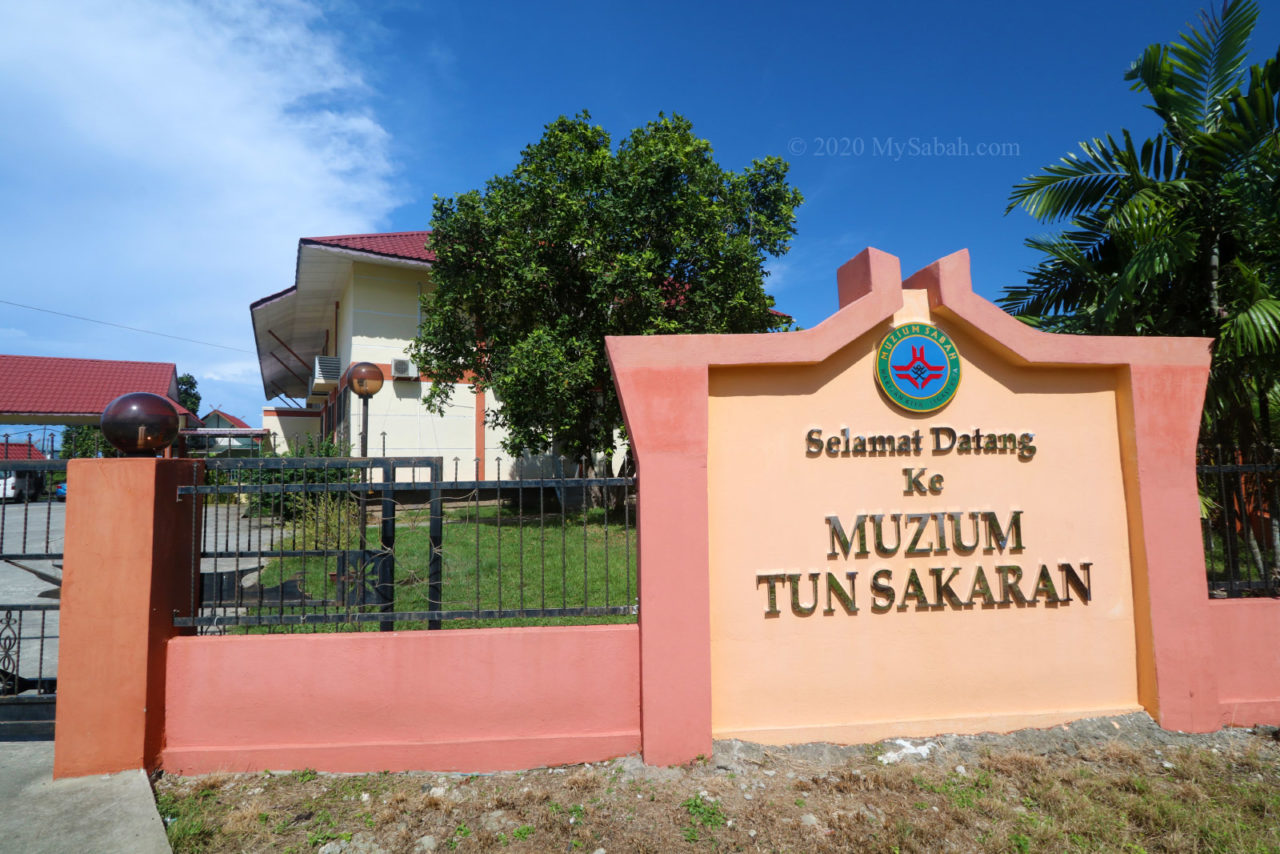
[378,459,395,632]
[53,457,201,778]
[428,464,443,631]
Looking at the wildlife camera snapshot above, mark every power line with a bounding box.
[0,299,253,354]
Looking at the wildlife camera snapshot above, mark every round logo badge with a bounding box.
[875,323,961,413]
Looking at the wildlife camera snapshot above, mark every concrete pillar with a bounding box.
[54,458,200,778]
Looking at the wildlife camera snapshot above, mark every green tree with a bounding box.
[410,111,802,462]
[176,372,201,416]
[60,425,105,459]
[1000,0,1280,445]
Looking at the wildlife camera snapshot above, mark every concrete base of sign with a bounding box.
[715,705,1146,746]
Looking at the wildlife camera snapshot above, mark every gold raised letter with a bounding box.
[757,573,787,616]
[824,572,858,615]
[871,569,895,613]
[789,573,820,616]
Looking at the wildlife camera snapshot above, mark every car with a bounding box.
[54,482,66,502]
[1,470,43,503]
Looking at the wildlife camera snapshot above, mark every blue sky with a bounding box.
[1,0,1277,439]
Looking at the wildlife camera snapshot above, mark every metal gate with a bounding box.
[0,458,65,739]
[175,455,637,633]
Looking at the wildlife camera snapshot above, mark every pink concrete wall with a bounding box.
[162,625,640,774]
[1210,599,1280,726]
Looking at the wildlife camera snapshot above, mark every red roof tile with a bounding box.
[0,355,179,417]
[0,441,46,460]
[300,231,434,263]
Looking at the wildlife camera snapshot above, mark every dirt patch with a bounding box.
[154,713,1280,853]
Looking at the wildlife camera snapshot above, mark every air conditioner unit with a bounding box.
[310,356,341,397]
[391,358,417,379]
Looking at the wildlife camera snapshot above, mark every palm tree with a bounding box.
[1001,0,1280,447]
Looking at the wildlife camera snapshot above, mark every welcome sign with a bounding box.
[608,248,1214,762]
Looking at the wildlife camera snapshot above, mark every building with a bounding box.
[190,409,261,457]
[250,232,505,476]
[0,354,201,427]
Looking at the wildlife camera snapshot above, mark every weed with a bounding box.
[682,793,726,828]
[306,829,350,847]
[1010,832,1031,853]
[513,824,535,840]
[292,769,319,784]
[913,770,992,809]
[167,816,215,851]
[448,823,472,850]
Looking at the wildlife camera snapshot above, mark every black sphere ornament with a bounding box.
[100,392,181,456]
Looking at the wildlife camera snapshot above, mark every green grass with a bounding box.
[223,497,636,632]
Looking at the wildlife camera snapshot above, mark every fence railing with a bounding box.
[175,456,636,632]
[1198,446,1280,598]
[0,459,68,561]
[0,459,63,736]
[0,604,58,695]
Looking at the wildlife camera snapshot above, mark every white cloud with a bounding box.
[0,0,404,425]
[200,360,262,384]
[763,260,791,294]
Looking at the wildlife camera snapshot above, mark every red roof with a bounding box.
[0,355,186,419]
[0,441,46,460]
[204,409,250,429]
[300,231,434,263]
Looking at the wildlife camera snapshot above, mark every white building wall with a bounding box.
[262,409,321,455]
[330,258,627,477]
[343,262,502,469]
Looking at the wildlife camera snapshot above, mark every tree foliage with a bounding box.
[1001,0,1280,445]
[176,372,201,416]
[410,111,803,460]
[60,425,105,459]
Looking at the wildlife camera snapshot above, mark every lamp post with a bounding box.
[348,362,384,458]
[100,392,181,457]
[348,362,391,630]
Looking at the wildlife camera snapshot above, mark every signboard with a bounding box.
[607,247,1215,764]
[706,290,1140,744]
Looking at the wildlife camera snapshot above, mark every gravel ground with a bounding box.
[155,712,1280,853]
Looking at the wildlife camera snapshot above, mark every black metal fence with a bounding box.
[0,458,65,738]
[1198,446,1280,598]
[175,456,636,633]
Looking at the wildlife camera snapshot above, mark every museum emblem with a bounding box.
[875,323,961,413]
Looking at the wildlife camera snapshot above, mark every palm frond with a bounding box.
[1127,0,1259,134]
[1006,133,1148,221]
[1218,257,1280,355]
